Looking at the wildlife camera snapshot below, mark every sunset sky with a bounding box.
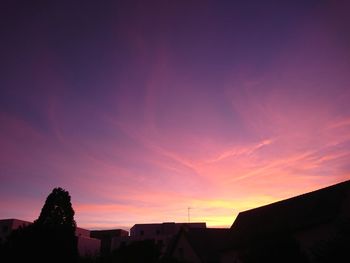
[1,0,350,230]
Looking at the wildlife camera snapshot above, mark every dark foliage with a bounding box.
[2,187,78,263]
[35,187,76,229]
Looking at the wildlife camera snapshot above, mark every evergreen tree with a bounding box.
[3,187,79,263]
[33,187,78,262]
[35,187,76,230]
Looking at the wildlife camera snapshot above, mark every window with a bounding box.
[140,230,144,236]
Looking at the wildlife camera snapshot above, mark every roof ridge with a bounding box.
[237,179,350,216]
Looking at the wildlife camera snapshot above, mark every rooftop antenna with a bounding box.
[187,207,192,223]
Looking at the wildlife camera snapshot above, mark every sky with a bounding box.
[0,0,350,230]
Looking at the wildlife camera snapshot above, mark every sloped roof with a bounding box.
[230,180,350,246]
[171,228,231,262]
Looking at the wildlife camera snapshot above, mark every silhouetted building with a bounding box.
[75,227,101,256]
[131,222,206,239]
[222,180,350,263]
[112,222,207,255]
[91,229,128,255]
[168,228,231,263]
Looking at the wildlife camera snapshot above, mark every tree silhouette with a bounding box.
[4,187,78,263]
[35,187,76,230]
[34,187,78,262]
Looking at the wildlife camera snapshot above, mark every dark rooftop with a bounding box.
[169,228,231,262]
[230,180,350,245]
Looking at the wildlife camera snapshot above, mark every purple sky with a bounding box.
[1,0,350,229]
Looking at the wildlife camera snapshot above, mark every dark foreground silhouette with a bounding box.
[1,181,350,263]
[1,187,78,263]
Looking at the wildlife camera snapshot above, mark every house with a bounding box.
[76,227,101,256]
[130,222,206,240]
[112,222,207,254]
[90,229,128,255]
[167,227,231,263]
[222,180,350,263]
